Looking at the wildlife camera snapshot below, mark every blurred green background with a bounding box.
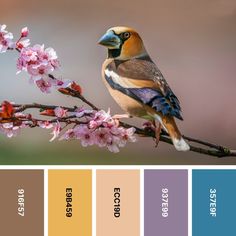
[0,0,236,164]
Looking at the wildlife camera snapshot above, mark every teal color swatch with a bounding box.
[192,170,236,236]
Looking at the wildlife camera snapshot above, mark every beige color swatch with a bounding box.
[97,170,140,236]
[48,170,92,236]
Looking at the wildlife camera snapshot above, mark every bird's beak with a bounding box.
[98,31,121,49]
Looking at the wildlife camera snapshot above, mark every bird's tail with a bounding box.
[156,115,190,151]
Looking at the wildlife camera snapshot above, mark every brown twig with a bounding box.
[48,74,98,110]
[2,101,235,158]
[13,103,77,112]
[119,121,236,157]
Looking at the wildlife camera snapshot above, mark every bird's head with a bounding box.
[98,26,147,60]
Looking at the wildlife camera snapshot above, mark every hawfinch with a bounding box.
[98,26,190,151]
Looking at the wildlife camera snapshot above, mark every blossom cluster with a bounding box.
[0,122,21,138]
[0,102,137,153]
[17,44,72,93]
[0,24,14,53]
[0,24,137,153]
[44,108,137,153]
[1,24,72,93]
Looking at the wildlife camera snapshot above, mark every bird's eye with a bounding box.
[121,32,130,39]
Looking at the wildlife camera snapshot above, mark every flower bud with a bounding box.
[21,27,29,37]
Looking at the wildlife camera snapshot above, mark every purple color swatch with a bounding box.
[144,170,188,236]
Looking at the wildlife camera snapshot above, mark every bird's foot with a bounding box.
[154,121,162,147]
[142,121,156,132]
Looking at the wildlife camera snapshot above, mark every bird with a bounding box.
[98,26,190,151]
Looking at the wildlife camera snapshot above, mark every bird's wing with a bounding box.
[104,57,183,120]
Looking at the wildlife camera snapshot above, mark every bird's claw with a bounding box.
[154,121,162,148]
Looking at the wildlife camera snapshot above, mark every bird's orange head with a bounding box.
[98,26,147,60]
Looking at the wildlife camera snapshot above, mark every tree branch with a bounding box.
[66,91,236,158]
[4,101,236,158]
[49,74,99,110]
[119,121,236,158]
[13,103,77,112]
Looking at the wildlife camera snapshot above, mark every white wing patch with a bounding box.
[105,69,139,89]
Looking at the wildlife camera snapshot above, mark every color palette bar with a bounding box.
[48,170,92,236]
[144,170,188,236]
[0,170,44,236]
[1,168,236,236]
[96,170,140,236]
[192,170,236,236]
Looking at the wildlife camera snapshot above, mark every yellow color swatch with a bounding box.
[48,170,92,236]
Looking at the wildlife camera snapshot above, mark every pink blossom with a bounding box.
[123,127,137,143]
[17,47,37,71]
[17,44,60,90]
[16,39,31,50]
[75,107,94,118]
[50,121,61,142]
[0,24,14,53]
[54,107,67,118]
[16,43,72,93]
[14,112,27,119]
[27,62,54,79]
[0,123,20,138]
[21,27,29,38]
[50,78,72,89]
[117,127,137,147]
[88,120,99,129]
[35,79,52,93]
[108,127,124,147]
[74,125,95,147]
[89,109,112,129]
[94,109,111,122]
[107,141,120,153]
[71,109,137,152]
[38,121,53,129]
[59,129,75,140]
[94,127,112,147]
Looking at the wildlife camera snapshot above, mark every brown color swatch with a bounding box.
[48,170,92,236]
[0,170,44,236]
[97,170,140,236]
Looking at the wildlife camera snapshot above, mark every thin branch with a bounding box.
[48,74,98,110]
[65,87,99,111]
[13,103,77,112]
[61,91,236,158]
[2,102,235,158]
[119,122,236,157]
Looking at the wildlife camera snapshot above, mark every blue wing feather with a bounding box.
[128,88,183,120]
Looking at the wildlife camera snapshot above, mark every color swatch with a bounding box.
[0,170,44,236]
[96,170,140,236]
[48,170,92,236]
[145,170,188,236]
[192,170,236,236]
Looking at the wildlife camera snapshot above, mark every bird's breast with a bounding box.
[102,61,150,118]
[103,78,149,118]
